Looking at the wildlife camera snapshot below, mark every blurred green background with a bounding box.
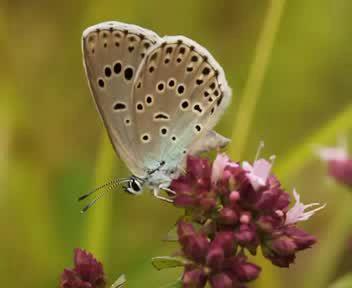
[3,0,352,287]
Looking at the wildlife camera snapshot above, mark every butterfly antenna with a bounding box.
[78,178,128,201]
[80,180,123,213]
[80,190,107,213]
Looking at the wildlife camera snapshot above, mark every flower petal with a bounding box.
[317,146,348,162]
[212,154,238,184]
[285,189,326,225]
[242,159,272,190]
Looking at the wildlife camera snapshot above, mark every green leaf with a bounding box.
[330,274,352,288]
[163,225,178,242]
[111,274,126,288]
[152,256,186,270]
[229,0,287,160]
[161,279,183,288]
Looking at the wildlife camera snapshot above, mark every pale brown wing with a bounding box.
[82,21,161,176]
[130,36,232,171]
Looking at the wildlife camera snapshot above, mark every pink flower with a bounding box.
[285,189,325,225]
[171,156,216,211]
[60,249,106,288]
[169,152,321,278]
[318,145,348,162]
[242,157,274,191]
[262,226,317,267]
[317,142,352,187]
[178,221,261,288]
[211,153,238,184]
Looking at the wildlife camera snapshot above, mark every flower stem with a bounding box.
[229,0,286,160]
[229,1,287,287]
[83,134,117,258]
[303,188,352,288]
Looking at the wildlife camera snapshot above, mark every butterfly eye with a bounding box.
[127,179,143,195]
[131,179,141,192]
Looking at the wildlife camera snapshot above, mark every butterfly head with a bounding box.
[124,176,144,195]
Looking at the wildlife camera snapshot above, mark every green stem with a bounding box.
[83,134,117,258]
[303,188,352,288]
[229,0,286,160]
[228,1,287,287]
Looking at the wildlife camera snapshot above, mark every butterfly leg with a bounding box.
[160,186,176,195]
[153,186,173,203]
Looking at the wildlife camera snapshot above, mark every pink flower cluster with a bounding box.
[318,143,352,187]
[178,221,260,288]
[60,248,106,288]
[171,154,324,288]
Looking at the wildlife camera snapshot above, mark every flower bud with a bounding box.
[240,212,251,224]
[328,160,352,187]
[218,208,238,225]
[271,236,297,256]
[256,215,282,233]
[234,224,257,246]
[177,221,196,241]
[211,232,236,256]
[229,191,240,204]
[183,268,207,288]
[285,226,316,250]
[206,247,225,271]
[228,255,261,282]
[210,273,233,288]
[183,234,210,263]
[235,262,261,282]
[199,197,217,211]
[60,248,106,288]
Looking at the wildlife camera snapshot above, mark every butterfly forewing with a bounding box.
[131,36,231,171]
[82,21,161,177]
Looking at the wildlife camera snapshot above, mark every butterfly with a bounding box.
[80,21,232,211]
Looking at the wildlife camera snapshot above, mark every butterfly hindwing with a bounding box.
[130,36,231,171]
[82,21,161,176]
